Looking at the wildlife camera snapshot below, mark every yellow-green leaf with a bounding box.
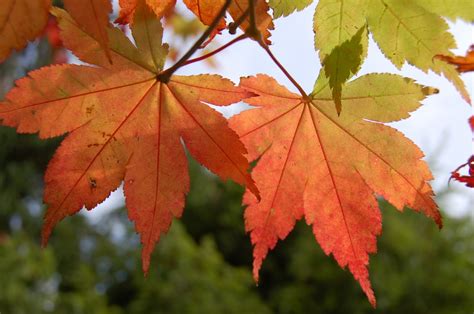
[314,0,368,113]
[269,0,313,18]
[415,0,474,21]
[367,0,470,103]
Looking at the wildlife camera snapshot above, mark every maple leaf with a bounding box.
[183,0,274,45]
[63,0,112,63]
[230,72,442,306]
[314,0,471,112]
[228,0,274,44]
[182,0,227,44]
[436,45,474,73]
[0,4,257,273]
[0,0,51,63]
[314,0,368,114]
[116,0,176,24]
[183,0,227,30]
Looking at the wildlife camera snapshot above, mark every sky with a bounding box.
[93,1,473,220]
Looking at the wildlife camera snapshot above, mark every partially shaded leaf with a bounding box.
[366,0,470,103]
[313,0,471,107]
[314,0,368,113]
[230,73,441,307]
[320,27,368,114]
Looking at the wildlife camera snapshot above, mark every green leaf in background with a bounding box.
[367,0,470,103]
[313,0,470,113]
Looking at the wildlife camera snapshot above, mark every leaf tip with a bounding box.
[142,255,151,277]
[247,179,261,201]
[434,211,443,229]
[369,294,377,308]
[421,86,439,96]
[252,262,261,284]
[40,226,52,248]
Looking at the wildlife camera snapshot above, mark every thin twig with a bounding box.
[158,0,233,82]
[183,34,248,66]
[261,44,309,99]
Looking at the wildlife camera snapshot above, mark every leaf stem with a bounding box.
[183,34,247,67]
[248,0,257,31]
[246,0,261,41]
[261,44,309,99]
[158,0,233,82]
[243,0,306,98]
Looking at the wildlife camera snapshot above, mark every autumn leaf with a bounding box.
[0,4,257,273]
[451,157,474,188]
[63,0,112,63]
[313,0,471,111]
[183,0,227,30]
[228,0,274,43]
[230,72,442,306]
[116,0,176,24]
[183,0,227,44]
[450,116,474,188]
[436,45,474,73]
[183,0,274,45]
[0,0,51,63]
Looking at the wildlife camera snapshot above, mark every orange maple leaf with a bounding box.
[182,0,274,46]
[183,0,227,43]
[0,4,257,273]
[116,0,176,24]
[230,73,442,306]
[228,0,274,43]
[63,0,112,63]
[436,45,474,73]
[0,0,51,63]
[183,0,227,29]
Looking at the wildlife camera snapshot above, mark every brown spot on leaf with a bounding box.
[88,177,97,190]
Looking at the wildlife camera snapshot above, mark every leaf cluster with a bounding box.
[0,0,472,307]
